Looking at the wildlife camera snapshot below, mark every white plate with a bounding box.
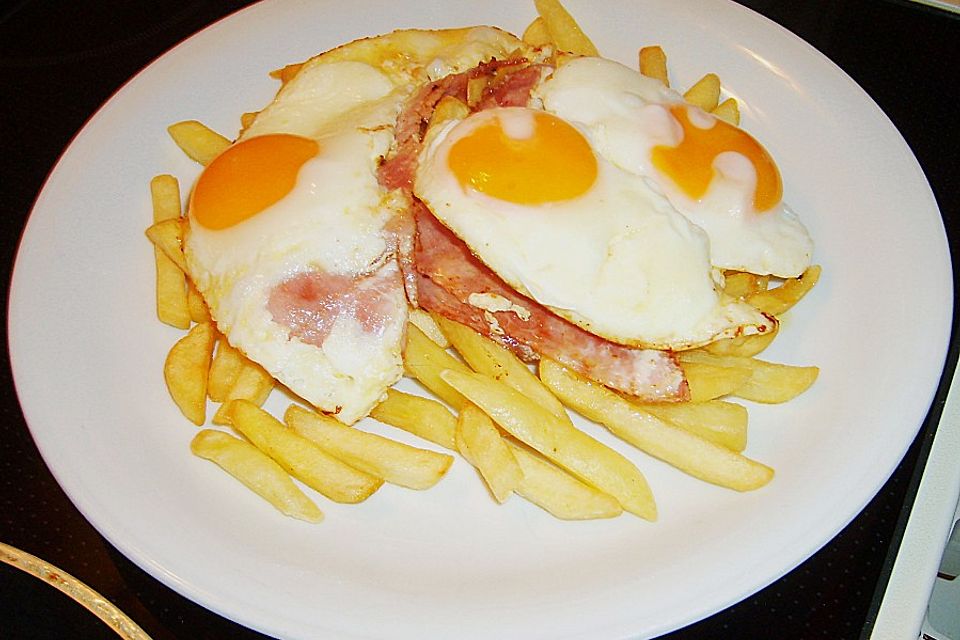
[9,0,951,638]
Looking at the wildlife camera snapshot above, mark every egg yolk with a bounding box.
[652,105,782,212]
[191,134,320,230]
[448,110,597,205]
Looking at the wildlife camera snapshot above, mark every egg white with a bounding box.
[535,56,813,278]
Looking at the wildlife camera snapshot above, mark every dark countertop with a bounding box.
[1,1,958,638]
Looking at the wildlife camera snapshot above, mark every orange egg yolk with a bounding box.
[191,134,320,230]
[652,105,782,212]
[448,111,598,204]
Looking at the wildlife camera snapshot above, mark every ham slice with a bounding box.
[378,57,545,191]
[268,265,402,348]
[414,206,688,401]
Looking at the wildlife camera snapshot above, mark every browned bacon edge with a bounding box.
[379,56,689,402]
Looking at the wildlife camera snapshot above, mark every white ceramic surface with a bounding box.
[9,0,952,638]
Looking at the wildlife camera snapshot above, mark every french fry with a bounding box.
[456,405,523,503]
[540,360,773,491]
[712,97,740,125]
[746,265,821,317]
[534,0,599,56]
[466,76,488,107]
[150,174,181,221]
[151,175,189,329]
[639,46,669,86]
[430,95,470,128]
[191,429,322,523]
[285,405,453,490]
[145,218,187,273]
[509,443,622,519]
[703,322,779,358]
[522,16,553,47]
[681,361,753,402]
[678,350,818,404]
[724,271,770,299]
[433,315,570,423]
[163,322,216,425]
[229,400,382,503]
[636,400,748,452]
[684,73,721,111]
[403,323,471,410]
[441,368,656,520]
[369,388,458,450]
[409,308,450,348]
[212,359,274,425]
[186,279,210,323]
[207,338,244,402]
[167,120,230,166]
[735,362,818,404]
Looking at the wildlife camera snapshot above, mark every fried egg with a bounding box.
[414,106,772,350]
[184,28,523,423]
[535,56,813,278]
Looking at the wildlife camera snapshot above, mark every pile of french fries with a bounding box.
[145,0,820,525]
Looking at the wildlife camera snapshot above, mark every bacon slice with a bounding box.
[477,64,544,109]
[414,206,688,401]
[378,57,546,192]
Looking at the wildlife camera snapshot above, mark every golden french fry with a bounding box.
[509,443,622,519]
[187,279,210,323]
[441,368,656,520]
[522,16,553,47]
[433,315,570,423]
[153,259,190,326]
[746,265,821,317]
[145,218,187,273]
[466,76,488,107]
[681,361,753,402]
[639,46,669,86]
[212,358,274,425]
[151,174,181,222]
[167,120,231,166]
[403,323,471,410]
[207,338,244,402]
[409,308,450,348]
[636,400,747,452]
[456,405,523,503]
[534,0,599,56]
[540,360,773,491]
[703,321,779,358]
[369,388,458,450]
[736,363,818,403]
[430,95,470,129]
[191,429,323,523]
[285,405,453,490]
[684,73,721,111]
[724,271,770,299]
[164,322,216,425]
[678,350,819,404]
[151,175,189,329]
[712,97,740,125]
[229,400,382,503]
